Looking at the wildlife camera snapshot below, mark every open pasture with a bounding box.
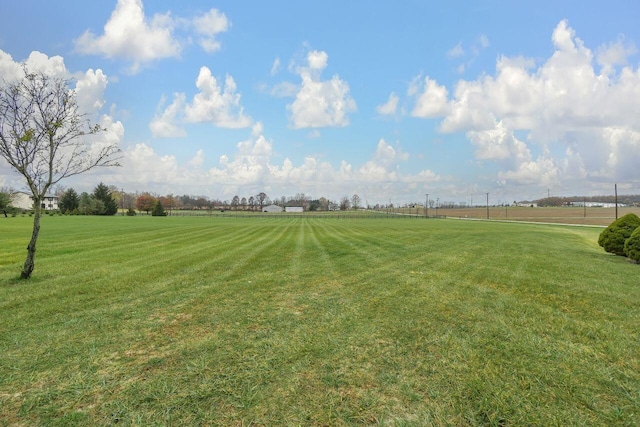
[396,206,640,226]
[1,216,639,425]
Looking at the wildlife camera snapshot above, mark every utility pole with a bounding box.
[425,193,429,218]
[486,193,490,220]
[615,183,618,219]
[436,198,439,217]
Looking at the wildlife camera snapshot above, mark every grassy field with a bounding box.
[1,216,639,426]
[109,205,640,226]
[393,206,640,226]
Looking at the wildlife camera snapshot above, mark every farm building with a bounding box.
[262,205,282,213]
[12,192,59,211]
[569,201,626,208]
[285,206,304,213]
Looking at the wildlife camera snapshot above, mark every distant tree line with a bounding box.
[118,191,364,213]
[8,185,640,217]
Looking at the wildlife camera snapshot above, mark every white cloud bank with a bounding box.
[106,128,439,204]
[411,20,640,193]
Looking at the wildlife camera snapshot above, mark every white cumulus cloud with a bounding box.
[149,93,187,138]
[377,92,399,115]
[193,8,229,53]
[150,66,252,137]
[74,0,180,73]
[287,50,357,129]
[75,69,108,114]
[185,67,252,128]
[411,77,450,118]
[74,1,230,73]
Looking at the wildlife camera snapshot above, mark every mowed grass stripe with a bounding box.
[308,219,401,285]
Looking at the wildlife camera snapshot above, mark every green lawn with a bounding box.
[1,216,638,426]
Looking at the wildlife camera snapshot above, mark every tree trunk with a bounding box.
[21,204,42,279]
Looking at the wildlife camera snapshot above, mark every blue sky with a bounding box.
[1,0,640,205]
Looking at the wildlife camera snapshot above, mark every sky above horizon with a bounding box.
[1,0,640,205]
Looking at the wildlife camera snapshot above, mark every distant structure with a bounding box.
[262,205,282,213]
[569,201,626,208]
[12,192,59,211]
[285,206,304,213]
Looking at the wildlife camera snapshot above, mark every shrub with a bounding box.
[151,201,167,217]
[126,208,137,216]
[598,213,640,256]
[624,226,640,263]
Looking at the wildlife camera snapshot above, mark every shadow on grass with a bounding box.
[0,271,55,287]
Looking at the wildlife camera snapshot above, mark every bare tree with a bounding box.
[256,192,268,210]
[231,195,240,210]
[351,194,361,210]
[0,68,120,278]
[340,196,351,211]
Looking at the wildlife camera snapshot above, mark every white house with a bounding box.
[285,206,304,213]
[12,192,59,211]
[262,205,282,213]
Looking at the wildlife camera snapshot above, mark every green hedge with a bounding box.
[624,226,640,263]
[598,213,640,256]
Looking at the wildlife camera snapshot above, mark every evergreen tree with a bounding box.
[59,188,79,214]
[78,192,95,215]
[0,190,13,217]
[93,182,118,215]
[152,200,167,216]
